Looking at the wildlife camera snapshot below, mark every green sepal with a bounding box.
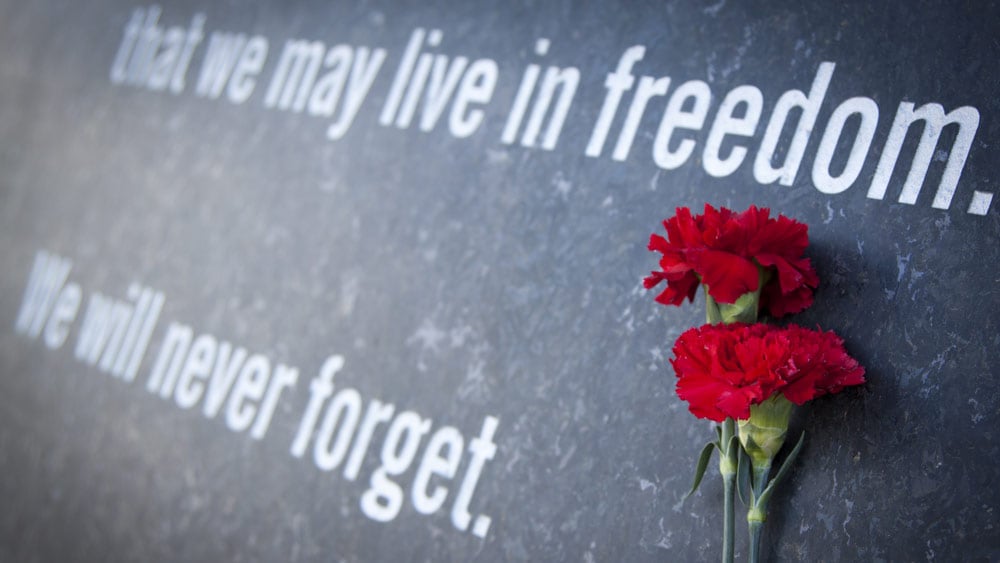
[737,445,752,506]
[719,434,740,477]
[756,431,806,509]
[707,265,768,325]
[718,290,760,324]
[705,289,723,325]
[684,441,717,501]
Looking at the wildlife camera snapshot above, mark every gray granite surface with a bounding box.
[0,1,998,561]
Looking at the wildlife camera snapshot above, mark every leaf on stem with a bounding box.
[756,431,806,509]
[684,441,717,500]
[737,446,752,506]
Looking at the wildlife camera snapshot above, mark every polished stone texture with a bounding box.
[0,1,998,560]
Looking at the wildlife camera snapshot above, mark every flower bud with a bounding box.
[738,394,795,467]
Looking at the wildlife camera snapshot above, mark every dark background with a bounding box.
[1,1,998,561]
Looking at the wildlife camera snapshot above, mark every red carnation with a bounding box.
[643,205,819,318]
[670,323,865,422]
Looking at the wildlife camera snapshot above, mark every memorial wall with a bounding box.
[0,1,998,560]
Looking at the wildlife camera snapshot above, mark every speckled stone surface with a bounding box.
[0,1,998,561]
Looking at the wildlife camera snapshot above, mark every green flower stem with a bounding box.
[751,463,772,498]
[706,283,758,563]
[738,395,796,563]
[723,471,736,563]
[719,418,737,563]
[748,518,764,563]
[747,461,771,563]
[743,430,807,563]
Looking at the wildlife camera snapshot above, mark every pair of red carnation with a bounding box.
[643,204,818,318]
[645,204,864,421]
[670,323,866,422]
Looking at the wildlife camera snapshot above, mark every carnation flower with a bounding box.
[643,205,819,318]
[669,323,865,422]
[646,205,865,562]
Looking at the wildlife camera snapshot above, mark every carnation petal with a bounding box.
[669,207,704,248]
[651,272,700,306]
[716,387,757,420]
[642,271,667,290]
[757,254,818,295]
[676,377,730,422]
[779,374,823,405]
[698,250,760,303]
[761,283,814,318]
[752,213,809,257]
